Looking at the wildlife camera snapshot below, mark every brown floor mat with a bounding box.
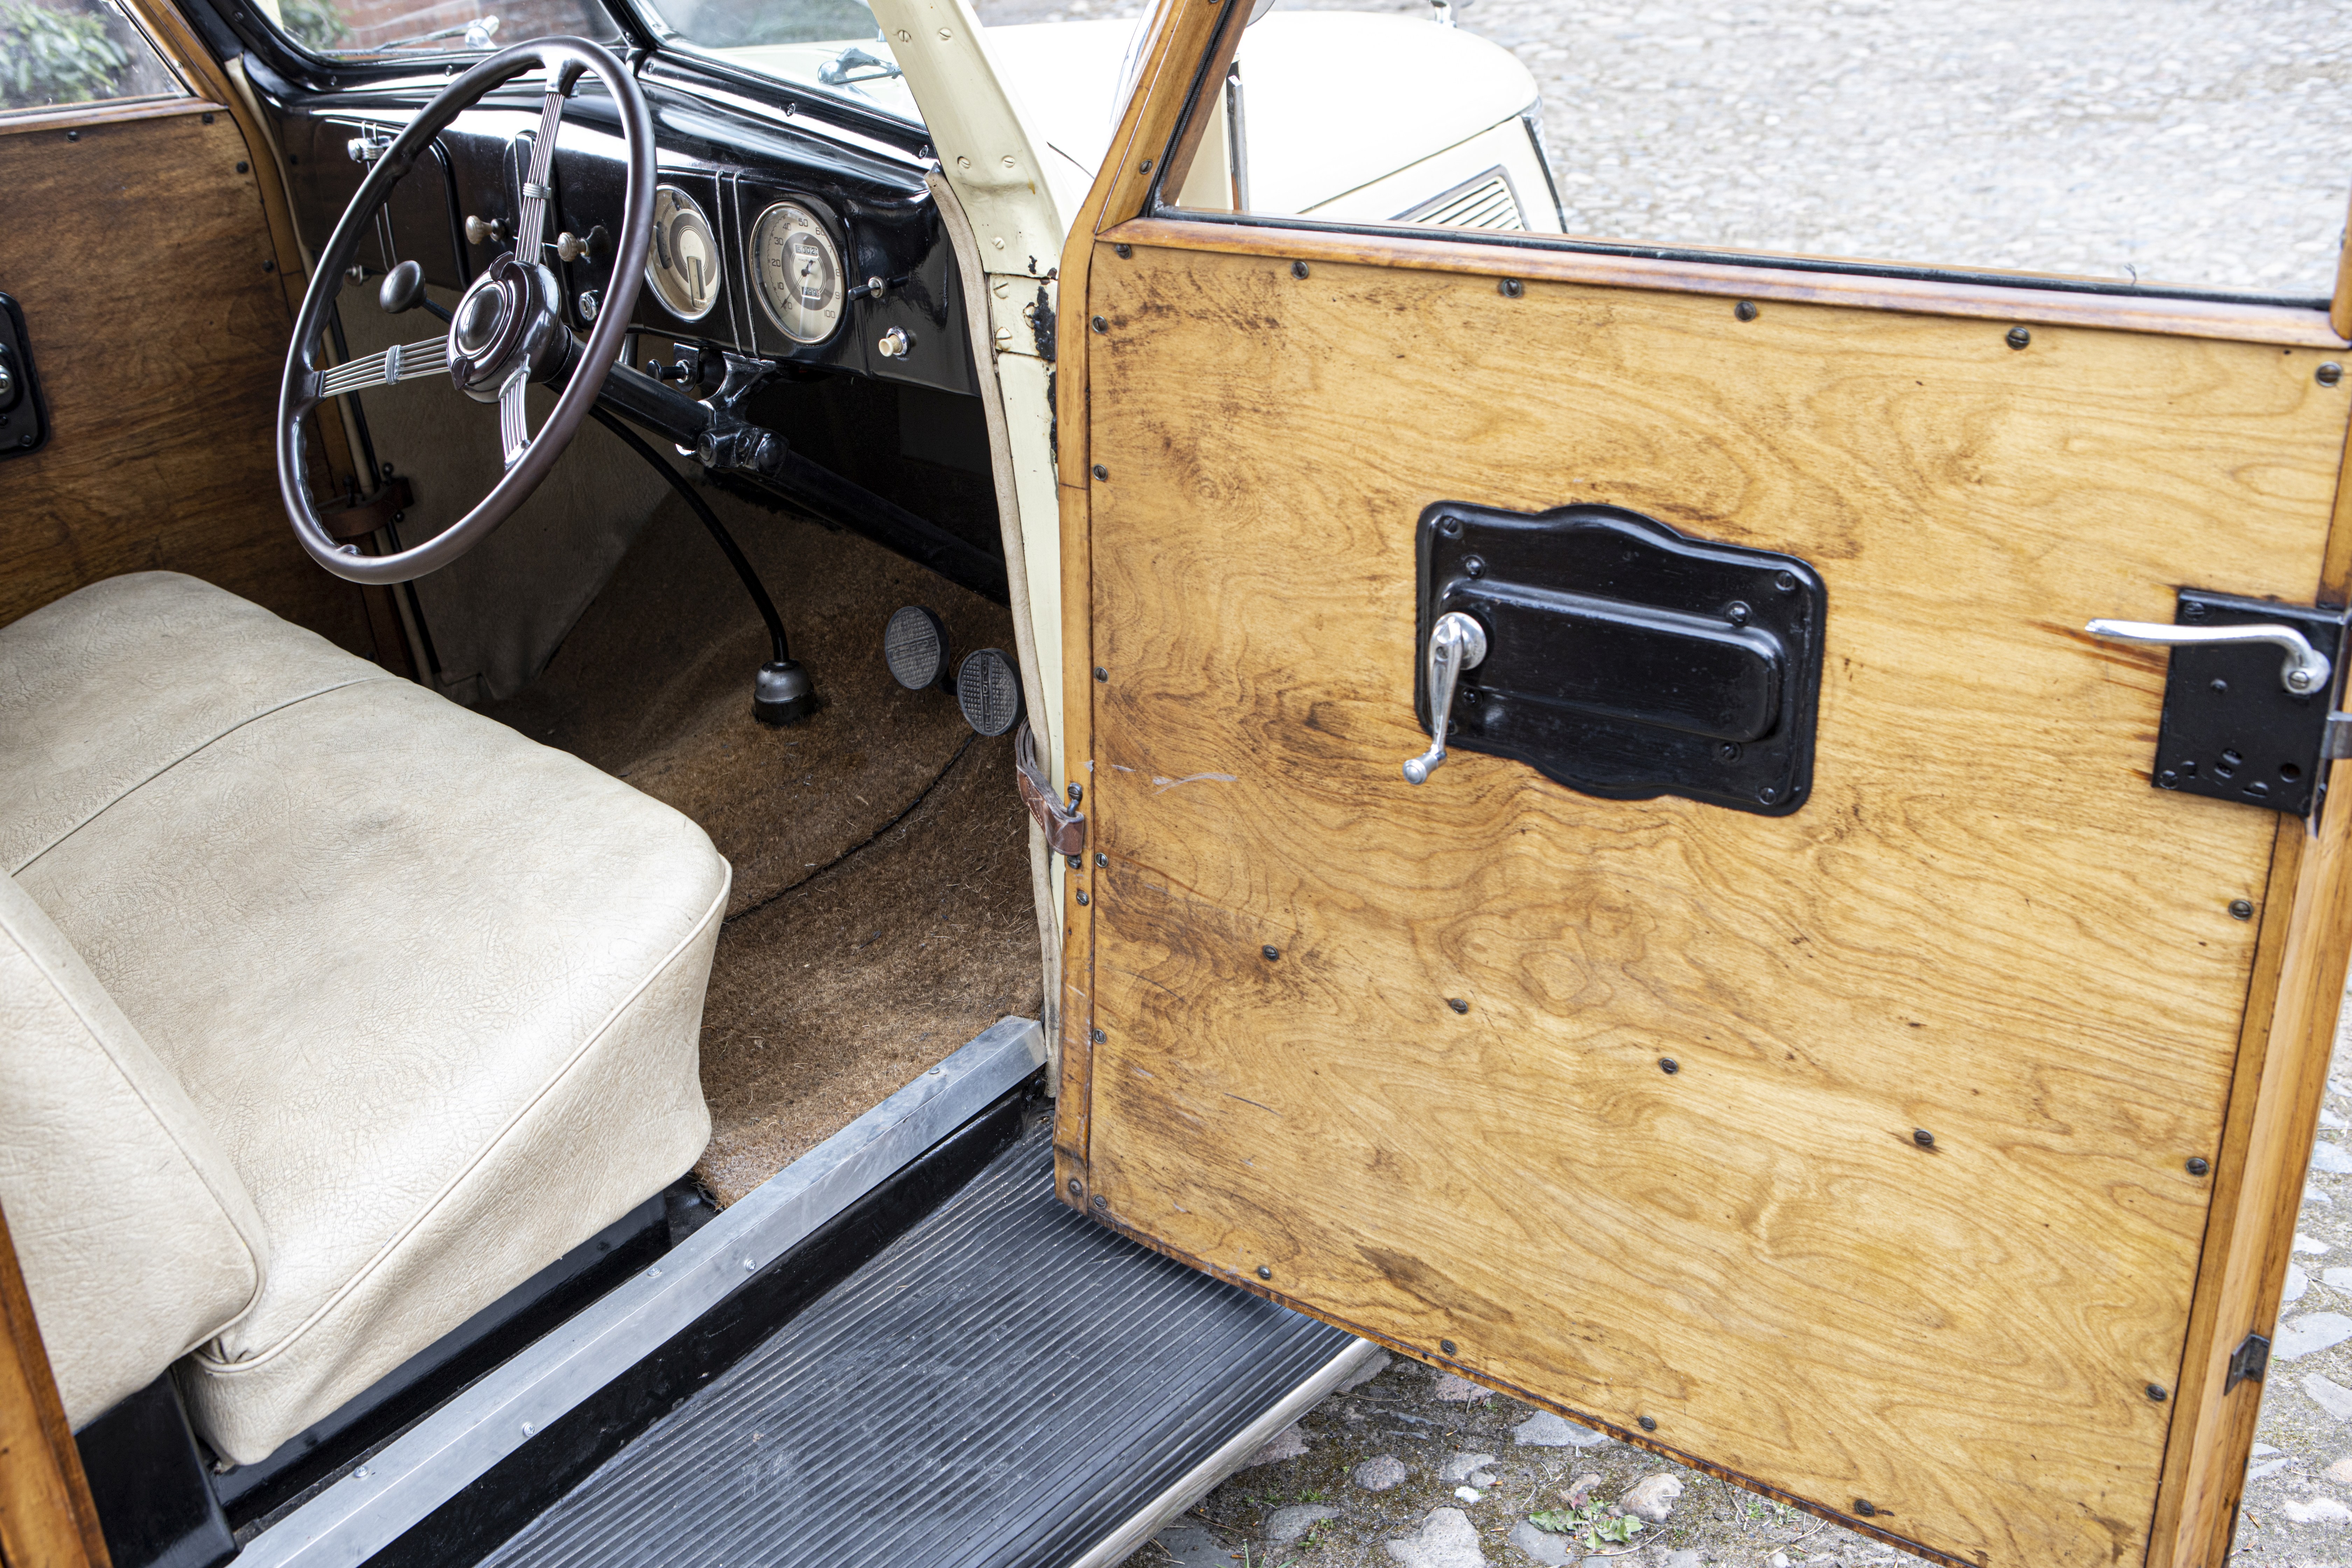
[484,491,1043,1204]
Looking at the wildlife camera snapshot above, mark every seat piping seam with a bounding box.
[10,673,398,877]
[192,862,732,1374]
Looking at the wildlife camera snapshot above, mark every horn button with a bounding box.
[447,255,568,401]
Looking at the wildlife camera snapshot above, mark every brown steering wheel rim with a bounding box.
[275,35,654,586]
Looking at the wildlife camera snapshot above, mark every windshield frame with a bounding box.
[605,0,925,130]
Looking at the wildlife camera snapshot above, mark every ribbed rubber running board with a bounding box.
[480,1115,1354,1568]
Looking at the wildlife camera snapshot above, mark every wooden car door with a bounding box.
[1050,7,2352,1567]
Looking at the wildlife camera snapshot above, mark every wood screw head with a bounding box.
[2188,1156,2211,1176]
[1258,1265,1273,1279]
[1090,315,1108,334]
[1091,1027,1106,1043]
[1499,278,1524,298]
[1292,260,1310,279]
[2146,1383,2168,1402]
[2006,326,2032,350]
[1114,243,1132,259]
[1068,1177,1083,1197]
[1913,1128,1935,1148]
[236,160,250,173]
[1096,852,1108,867]
[1638,1415,1657,1432]
[2321,362,2344,387]
[1092,1194,1108,1209]
[1463,555,1486,578]
[1854,1498,1876,1517]
[1094,666,1108,681]
[1438,515,1463,538]
[1441,1339,1457,1355]
[1660,1058,1679,1074]
[2230,899,2255,920]
[1448,997,1469,1014]
[1091,464,1108,481]
[1735,300,1759,321]
[1066,854,1082,870]
[1263,945,1280,961]
[1075,890,1090,906]
[1138,158,1153,173]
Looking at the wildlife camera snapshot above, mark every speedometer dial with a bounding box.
[646,186,720,322]
[750,202,844,344]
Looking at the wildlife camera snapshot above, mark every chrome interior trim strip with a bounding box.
[237,1015,1049,1568]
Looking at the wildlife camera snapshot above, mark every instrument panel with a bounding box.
[280,77,975,399]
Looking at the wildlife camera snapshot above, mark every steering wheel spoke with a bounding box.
[516,86,567,261]
[317,335,452,401]
[498,370,533,469]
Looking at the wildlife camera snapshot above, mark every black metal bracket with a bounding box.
[2227,1330,2272,1393]
[2143,589,2350,818]
[1415,502,1827,816]
[0,293,51,460]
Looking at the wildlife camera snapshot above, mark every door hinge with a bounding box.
[2226,1331,2271,1393]
[1014,721,1085,856]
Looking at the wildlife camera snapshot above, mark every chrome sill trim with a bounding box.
[237,1015,1048,1568]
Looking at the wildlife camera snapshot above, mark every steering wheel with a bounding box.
[276,37,653,585]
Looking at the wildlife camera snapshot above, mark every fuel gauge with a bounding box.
[645,185,720,322]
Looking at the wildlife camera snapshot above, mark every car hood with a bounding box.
[715,11,1538,222]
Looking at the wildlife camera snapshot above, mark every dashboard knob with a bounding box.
[877,327,912,359]
[555,231,588,262]
[464,214,505,248]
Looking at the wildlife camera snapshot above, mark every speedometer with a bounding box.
[646,185,720,322]
[750,202,844,344]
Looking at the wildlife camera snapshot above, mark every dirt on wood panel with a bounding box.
[483,489,1042,1206]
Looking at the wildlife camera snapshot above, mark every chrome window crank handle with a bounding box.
[1403,611,1489,784]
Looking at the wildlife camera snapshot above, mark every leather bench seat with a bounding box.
[0,573,728,1465]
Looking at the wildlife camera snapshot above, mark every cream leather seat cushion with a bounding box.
[2,573,727,1464]
[0,875,268,1427]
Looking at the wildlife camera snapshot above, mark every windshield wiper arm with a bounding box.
[817,44,901,85]
[345,14,499,52]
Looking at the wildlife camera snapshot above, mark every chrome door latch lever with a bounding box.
[2084,589,2351,818]
[1403,611,1488,784]
[2085,618,2333,695]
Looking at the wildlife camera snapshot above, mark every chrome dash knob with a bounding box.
[1403,611,1488,784]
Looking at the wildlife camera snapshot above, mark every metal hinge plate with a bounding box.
[2227,1331,2272,1393]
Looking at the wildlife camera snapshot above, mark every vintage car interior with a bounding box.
[6,0,2352,1565]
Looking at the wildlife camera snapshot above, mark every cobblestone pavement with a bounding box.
[971,1,2352,1563]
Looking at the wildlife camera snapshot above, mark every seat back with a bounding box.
[0,874,267,1428]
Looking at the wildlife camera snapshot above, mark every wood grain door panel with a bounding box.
[0,107,372,649]
[1059,235,2352,1568]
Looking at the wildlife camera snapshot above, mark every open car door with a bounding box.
[1051,7,2352,1568]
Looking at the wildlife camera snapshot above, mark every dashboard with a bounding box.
[264,60,981,401]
